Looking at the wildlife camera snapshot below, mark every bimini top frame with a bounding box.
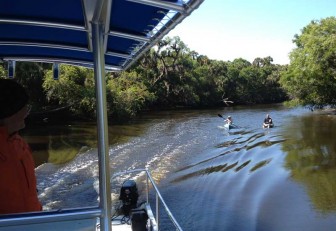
[0,0,204,231]
[0,0,203,72]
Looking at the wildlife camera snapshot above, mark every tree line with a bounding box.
[1,17,335,122]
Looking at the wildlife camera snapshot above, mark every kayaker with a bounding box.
[263,114,273,128]
[0,79,42,214]
[225,116,233,125]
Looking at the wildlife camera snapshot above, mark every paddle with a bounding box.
[217,114,240,128]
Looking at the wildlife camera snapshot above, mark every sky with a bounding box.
[166,0,336,65]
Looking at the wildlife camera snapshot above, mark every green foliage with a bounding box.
[43,65,96,118]
[193,60,226,106]
[17,62,51,107]
[136,36,201,106]
[222,57,287,104]
[0,64,6,78]
[106,71,155,119]
[135,37,287,108]
[280,17,336,106]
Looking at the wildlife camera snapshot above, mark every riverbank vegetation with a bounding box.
[1,17,335,122]
[0,37,287,122]
[280,17,336,109]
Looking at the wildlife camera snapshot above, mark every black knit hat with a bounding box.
[0,79,29,119]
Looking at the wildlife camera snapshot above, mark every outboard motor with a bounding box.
[119,180,138,216]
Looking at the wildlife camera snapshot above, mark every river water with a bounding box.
[23,104,336,231]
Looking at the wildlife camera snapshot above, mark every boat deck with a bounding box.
[96,216,132,231]
[97,214,148,231]
[110,216,132,231]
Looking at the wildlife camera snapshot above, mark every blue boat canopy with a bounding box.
[0,0,203,71]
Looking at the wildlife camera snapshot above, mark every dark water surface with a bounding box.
[23,104,336,231]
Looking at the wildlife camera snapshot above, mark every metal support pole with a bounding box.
[156,194,159,228]
[91,21,112,231]
[146,173,149,203]
[8,60,15,78]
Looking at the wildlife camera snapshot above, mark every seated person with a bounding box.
[0,79,42,214]
[263,114,273,128]
[225,116,232,125]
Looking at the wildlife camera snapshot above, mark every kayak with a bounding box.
[224,123,239,129]
[224,123,233,129]
[218,124,233,130]
[263,123,274,128]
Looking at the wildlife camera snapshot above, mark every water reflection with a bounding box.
[282,114,336,213]
[23,122,148,167]
[23,123,97,166]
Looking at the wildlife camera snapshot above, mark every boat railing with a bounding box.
[0,207,100,231]
[112,168,183,231]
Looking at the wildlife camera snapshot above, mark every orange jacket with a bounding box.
[0,127,42,214]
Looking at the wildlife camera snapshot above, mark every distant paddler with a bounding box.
[263,114,274,128]
[217,114,239,129]
[225,115,233,125]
